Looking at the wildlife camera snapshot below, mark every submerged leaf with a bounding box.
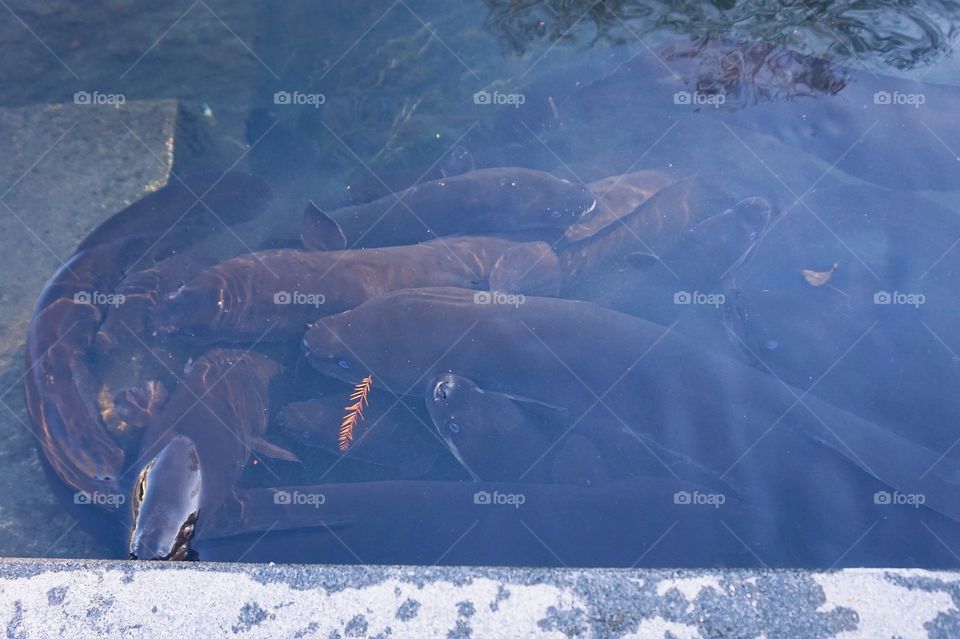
[802,262,838,287]
[339,375,374,452]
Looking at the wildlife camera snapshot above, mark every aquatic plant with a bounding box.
[481,0,960,72]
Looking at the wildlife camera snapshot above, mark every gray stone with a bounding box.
[0,1,265,109]
[0,99,176,558]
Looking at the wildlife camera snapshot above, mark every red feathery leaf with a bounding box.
[339,375,373,451]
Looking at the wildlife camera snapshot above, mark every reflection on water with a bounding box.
[4,0,960,567]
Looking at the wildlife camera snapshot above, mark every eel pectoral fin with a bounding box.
[301,202,347,250]
[249,436,302,463]
[625,251,662,271]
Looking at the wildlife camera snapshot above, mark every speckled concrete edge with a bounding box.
[0,560,958,638]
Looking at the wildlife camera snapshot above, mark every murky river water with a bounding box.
[2,0,960,567]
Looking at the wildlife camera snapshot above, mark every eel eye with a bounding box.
[135,464,151,504]
[130,462,153,522]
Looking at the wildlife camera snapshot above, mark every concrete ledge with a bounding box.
[0,560,958,637]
